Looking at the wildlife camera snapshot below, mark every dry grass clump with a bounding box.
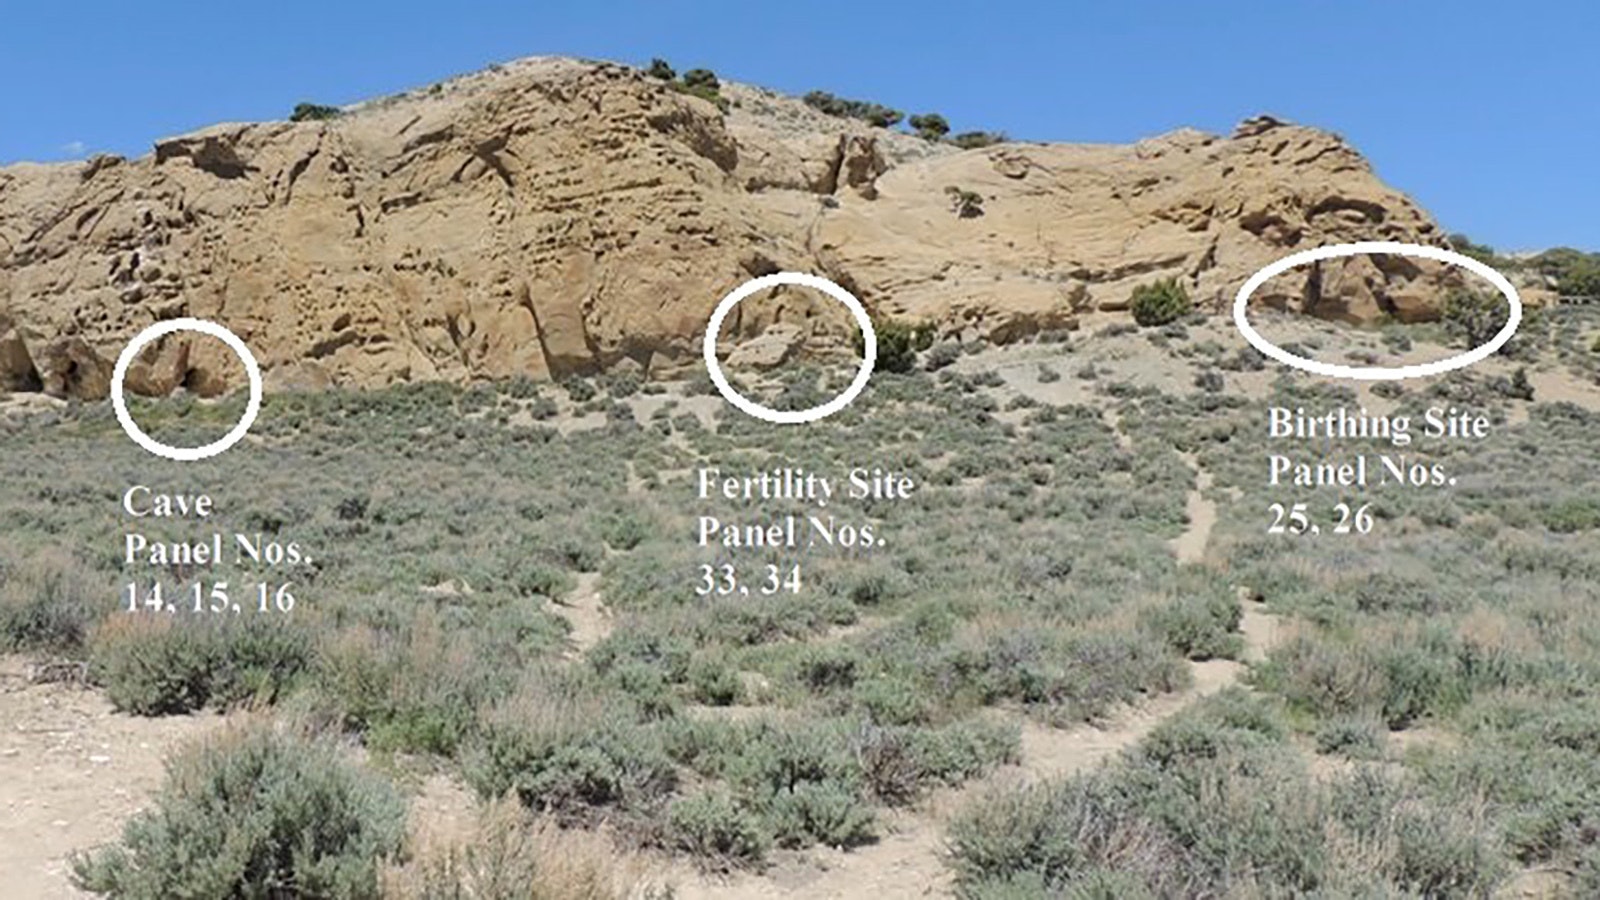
[382,798,669,900]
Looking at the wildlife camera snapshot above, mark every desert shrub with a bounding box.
[1325,769,1503,894]
[316,616,507,755]
[1130,278,1192,327]
[89,617,211,714]
[851,675,929,725]
[1380,639,1471,729]
[508,554,573,598]
[687,653,743,706]
[462,675,676,818]
[1256,634,1383,721]
[1578,845,1600,897]
[1560,261,1600,299]
[667,790,769,864]
[528,395,559,419]
[938,623,1187,723]
[831,562,911,608]
[796,644,862,692]
[1544,497,1600,533]
[1314,714,1387,759]
[681,68,719,91]
[90,615,311,715]
[589,627,693,683]
[1219,345,1266,372]
[945,186,984,218]
[767,780,875,848]
[802,91,902,127]
[646,58,675,81]
[850,102,913,128]
[598,509,652,551]
[1140,591,1242,660]
[907,720,1021,784]
[561,377,596,402]
[0,549,97,653]
[604,371,641,398]
[1417,694,1600,867]
[1490,366,1535,401]
[709,720,875,846]
[608,661,680,720]
[949,773,1186,896]
[851,725,925,804]
[1443,289,1510,348]
[909,112,950,140]
[290,102,343,122]
[1193,369,1225,393]
[72,722,405,899]
[1448,233,1498,263]
[947,691,1426,896]
[548,525,605,572]
[206,617,317,707]
[1259,629,1472,730]
[951,131,1007,149]
[925,341,962,371]
[863,316,935,374]
[1388,806,1503,896]
[501,374,542,400]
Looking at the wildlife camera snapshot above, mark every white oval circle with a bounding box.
[111,317,263,461]
[1233,240,1522,381]
[703,272,877,425]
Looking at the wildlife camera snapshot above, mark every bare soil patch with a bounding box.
[0,657,231,899]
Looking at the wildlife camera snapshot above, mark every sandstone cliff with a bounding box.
[0,58,1464,398]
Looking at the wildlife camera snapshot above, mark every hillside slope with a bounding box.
[0,57,1461,399]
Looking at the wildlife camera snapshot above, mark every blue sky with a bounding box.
[4,1,1596,250]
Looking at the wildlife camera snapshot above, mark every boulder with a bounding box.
[725,323,805,371]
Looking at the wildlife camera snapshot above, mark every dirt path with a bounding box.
[545,462,634,660]
[625,459,648,496]
[0,659,230,899]
[549,572,613,660]
[1170,451,1217,566]
[1102,407,1135,452]
[1238,597,1282,665]
[674,597,1282,900]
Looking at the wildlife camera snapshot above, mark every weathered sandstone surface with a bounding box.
[0,58,1467,398]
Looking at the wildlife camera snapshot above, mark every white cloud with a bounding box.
[61,141,87,157]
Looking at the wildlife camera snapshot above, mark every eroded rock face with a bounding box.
[0,315,42,392]
[0,57,1459,399]
[816,118,1463,335]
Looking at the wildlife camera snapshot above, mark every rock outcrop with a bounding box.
[0,57,1463,399]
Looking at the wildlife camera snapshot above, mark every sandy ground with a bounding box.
[0,658,230,898]
[1171,452,1217,566]
[549,571,614,659]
